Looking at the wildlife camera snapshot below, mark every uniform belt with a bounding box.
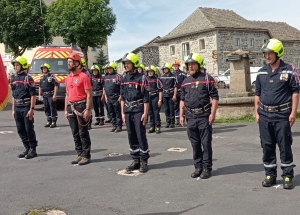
[259,102,292,112]
[163,89,174,93]
[149,90,159,96]
[185,104,211,115]
[67,99,86,105]
[43,91,54,95]
[15,98,31,105]
[92,90,103,96]
[125,99,143,108]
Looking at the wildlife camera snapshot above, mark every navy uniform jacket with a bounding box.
[91,73,104,93]
[10,71,36,107]
[173,70,186,97]
[121,71,149,113]
[181,71,219,118]
[160,73,177,97]
[255,60,299,121]
[39,73,59,97]
[147,76,163,97]
[103,72,122,97]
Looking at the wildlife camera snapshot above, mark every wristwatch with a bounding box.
[31,107,35,110]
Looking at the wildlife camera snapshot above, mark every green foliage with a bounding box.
[0,0,52,57]
[96,49,109,67]
[46,0,116,65]
[215,114,255,123]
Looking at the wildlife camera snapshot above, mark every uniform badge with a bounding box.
[280,73,288,81]
[191,85,195,88]
[48,77,52,82]
[269,80,273,83]
[113,79,116,82]
[74,79,78,84]
[129,84,132,87]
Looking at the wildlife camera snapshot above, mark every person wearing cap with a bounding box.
[65,53,93,165]
[255,38,299,189]
[103,62,123,133]
[38,63,59,128]
[10,56,38,159]
[180,53,219,179]
[120,52,150,173]
[172,60,187,125]
[160,63,177,128]
[90,65,105,126]
[146,65,163,134]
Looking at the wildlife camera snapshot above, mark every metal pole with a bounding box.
[39,0,46,45]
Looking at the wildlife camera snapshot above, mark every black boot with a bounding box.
[115,126,122,133]
[155,127,161,134]
[283,177,293,189]
[262,175,276,187]
[25,147,37,159]
[18,147,29,158]
[191,168,202,178]
[200,169,211,179]
[44,121,51,128]
[94,118,100,125]
[105,118,112,123]
[99,119,104,125]
[50,122,56,128]
[126,159,140,172]
[111,127,117,132]
[139,160,148,173]
[175,120,180,126]
[170,123,175,128]
[148,127,155,133]
[165,123,170,128]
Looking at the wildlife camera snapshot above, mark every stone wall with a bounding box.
[216,30,270,72]
[140,46,159,66]
[282,42,300,69]
[158,30,218,74]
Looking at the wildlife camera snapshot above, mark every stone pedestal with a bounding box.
[227,54,252,98]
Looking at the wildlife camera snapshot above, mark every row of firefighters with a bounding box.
[9,38,298,189]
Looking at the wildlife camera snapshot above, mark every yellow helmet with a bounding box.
[122,52,140,68]
[91,65,100,72]
[81,58,86,67]
[146,65,157,74]
[261,38,284,57]
[40,63,51,71]
[11,56,28,69]
[138,63,145,71]
[107,62,117,71]
[162,63,172,71]
[185,53,204,68]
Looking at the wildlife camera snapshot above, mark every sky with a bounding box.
[107,0,300,61]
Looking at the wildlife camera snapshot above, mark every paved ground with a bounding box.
[1,102,300,215]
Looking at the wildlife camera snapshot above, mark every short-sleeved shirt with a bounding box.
[255,60,299,121]
[160,73,177,97]
[181,71,219,118]
[103,72,122,97]
[66,71,92,102]
[10,71,36,107]
[39,73,59,96]
[173,70,187,96]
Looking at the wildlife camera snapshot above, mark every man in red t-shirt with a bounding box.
[65,53,93,165]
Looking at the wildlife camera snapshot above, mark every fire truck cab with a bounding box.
[28,45,84,105]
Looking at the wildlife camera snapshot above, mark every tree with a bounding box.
[0,0,52,57]
[96,49,109,66]
[46,0,116,66]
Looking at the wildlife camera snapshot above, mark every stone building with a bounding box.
[116,36,160,72]
[157,7,300,74]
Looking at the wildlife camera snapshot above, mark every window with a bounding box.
[250,39,254,48]
[30,58,69,74]
[170,45,175,56]
[4,44,9,49]
[199,39,205,51]
[249,61,254,66]
[234,38,240,47]
[91,47,97,52]
[182,43,190,58]
[263,39,269,44]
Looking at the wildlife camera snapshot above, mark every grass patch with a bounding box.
[215,111,300,124]
[27,209,45,215]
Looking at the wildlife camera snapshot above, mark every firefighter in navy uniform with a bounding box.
[10,56,38,159]
[161,63,177,128]
[137,64,145,74]
[172,60,186,125]
[255,39,299,189]
[180,53,219,179]
[103,62,123,132]
[91,65,105,125]
[120,52,150,173]
[38,63,59,128]
[146,65,163,134]
[102,64,112,123]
